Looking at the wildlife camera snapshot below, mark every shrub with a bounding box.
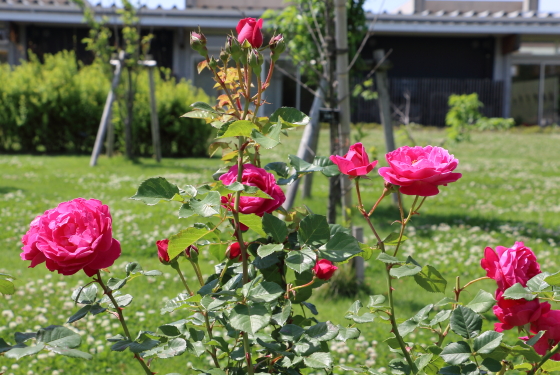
[0,51,212,157]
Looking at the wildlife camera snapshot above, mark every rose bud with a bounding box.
[156,239,171,264]
[378,145,462,197]
[185,245,199,262]
[247,49,264,76]
[190,31,208,58]
[208,56,219,70]
[236,18,264,48]
[330,142,378,179]
[269,34,286,62]
[226,35,243,63]
[219,48,229,64]
[313,259,338,280]
[226,242,249,262]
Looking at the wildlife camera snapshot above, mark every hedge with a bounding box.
[0,50,212,157]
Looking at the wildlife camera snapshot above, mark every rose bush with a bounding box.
[378,145,462,196]
[20,198,121,277]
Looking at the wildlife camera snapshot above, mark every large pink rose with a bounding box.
[493,292,549,332]
[378,145,462,196]
[329,142,378,178]
[481,242,541,292]
[219,164,285,217]
[525,309,560,361]
[21,198,121,277]
[236,18,263,48]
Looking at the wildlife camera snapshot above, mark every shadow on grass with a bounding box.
[0,186,22,195]
[366,205,560,243]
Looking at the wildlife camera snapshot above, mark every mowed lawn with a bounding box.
[1,126,560,374]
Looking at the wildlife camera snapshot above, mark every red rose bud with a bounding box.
[219,49,229,64]
[313,259,338,280]
[185,245,199,260]
[269,34,285,62]
[236,18,264,48]
[208,56,219,70]
[226,242,248,262]
[156,239,171,264]
[330,142,378,179]
[190,31,208,57]
[247,49,264,76]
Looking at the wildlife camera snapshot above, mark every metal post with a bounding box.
[352,226,365,284]
[146,63,162,162]
[90,51,125,167]
[538,62,545,126]
[296,63,302,111]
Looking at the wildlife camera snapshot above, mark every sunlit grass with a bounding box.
[2,126,560,374]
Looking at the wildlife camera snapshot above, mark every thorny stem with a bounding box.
[172,263,220,368]
[230,135,254,375]
[191,260,205,287]
[253,75,263,124]
[206,57,241,119]
[367,187,390,217]
[461,276,491,291]
[242,65,252,120]
[355,180,417,373]
[355,179,383,247]
[263,60,275,90]
[236,62,246,94]
[95,271,154,375]
[437,277,461,347]
[393,195,419,257]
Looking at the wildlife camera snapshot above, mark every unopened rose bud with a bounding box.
[226,242,249,262]
[226,35,243,63]
[248,49,264,76]
[185,245,199,262]
[313,259,338,280]
[269,34,285,62]
[156,239,172,265]
[208,56,219,70]
[190,31,208,58]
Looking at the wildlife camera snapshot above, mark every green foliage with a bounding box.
[476,116,515,131]
[0,52,211,156]
[445,93,483,143]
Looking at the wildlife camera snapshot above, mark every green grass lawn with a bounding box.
[2,126,560,374]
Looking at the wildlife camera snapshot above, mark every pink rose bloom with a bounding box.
[236,18,264,48]
[313,259,338,280]
[524,309,560,361]
[329,143,378,178]
[21,198,121,277]
[493,292,549,332]
[378,145,462,196]
[219,164,285,218]
[481,242,541,292]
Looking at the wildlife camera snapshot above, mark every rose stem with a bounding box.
[529,342,560,375]
[206,56,240,118]
[393,194,419,257]
[171,262,220,368]
[95,271,154,375]
[354,179,417,373]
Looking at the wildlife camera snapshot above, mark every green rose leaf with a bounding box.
[303,352,333,369]
[229,303,271,335]
[440,341,472,365]
[168,226,213,259]
[298,214,331,248]
[368,295,386,308]
[217,120,258,138]
[336,327,361,342]
[67,305,92,324]
[450,306,482,339]
[238,213,268,237]
[262,213,288,242]
[37,326,81,348]
[251,121,281,149]
[473,331,503,354]
[247,281,284,303]
[0,278,14,295]
[414,265,447,293]
[288,155,323,173]
[305,321,339,341]
[257,244,284,258]
[527,273,550,292]
[503,283,537,300]
[131,177,180,205]
[376,253,401,264]
[5,343,46,360]
[466,290,496,313]
[511,340,542,362]
[45,346,93,359]
[319,232,362,262]
[190,191,221,217]
[271,301,291,326]
[157,338,188,359]
[285,248,316,273]
[71,284,98,305]
[264,162,290,178]
[270,107,310,127]
[383,232,408,246]
[390,264,422,278]
[191,101,221,114]
[544,271,560,287]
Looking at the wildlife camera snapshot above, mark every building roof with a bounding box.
[368,9,560,35]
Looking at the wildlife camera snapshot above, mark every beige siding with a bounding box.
[192,0,288,9]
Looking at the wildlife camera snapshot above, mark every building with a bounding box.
[358,0,560,125]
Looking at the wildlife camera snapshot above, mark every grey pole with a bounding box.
[142,60,162,163]
[90,51,125,167]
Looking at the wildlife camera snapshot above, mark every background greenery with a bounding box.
[0,51,212,157]
[1,126,560,374]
